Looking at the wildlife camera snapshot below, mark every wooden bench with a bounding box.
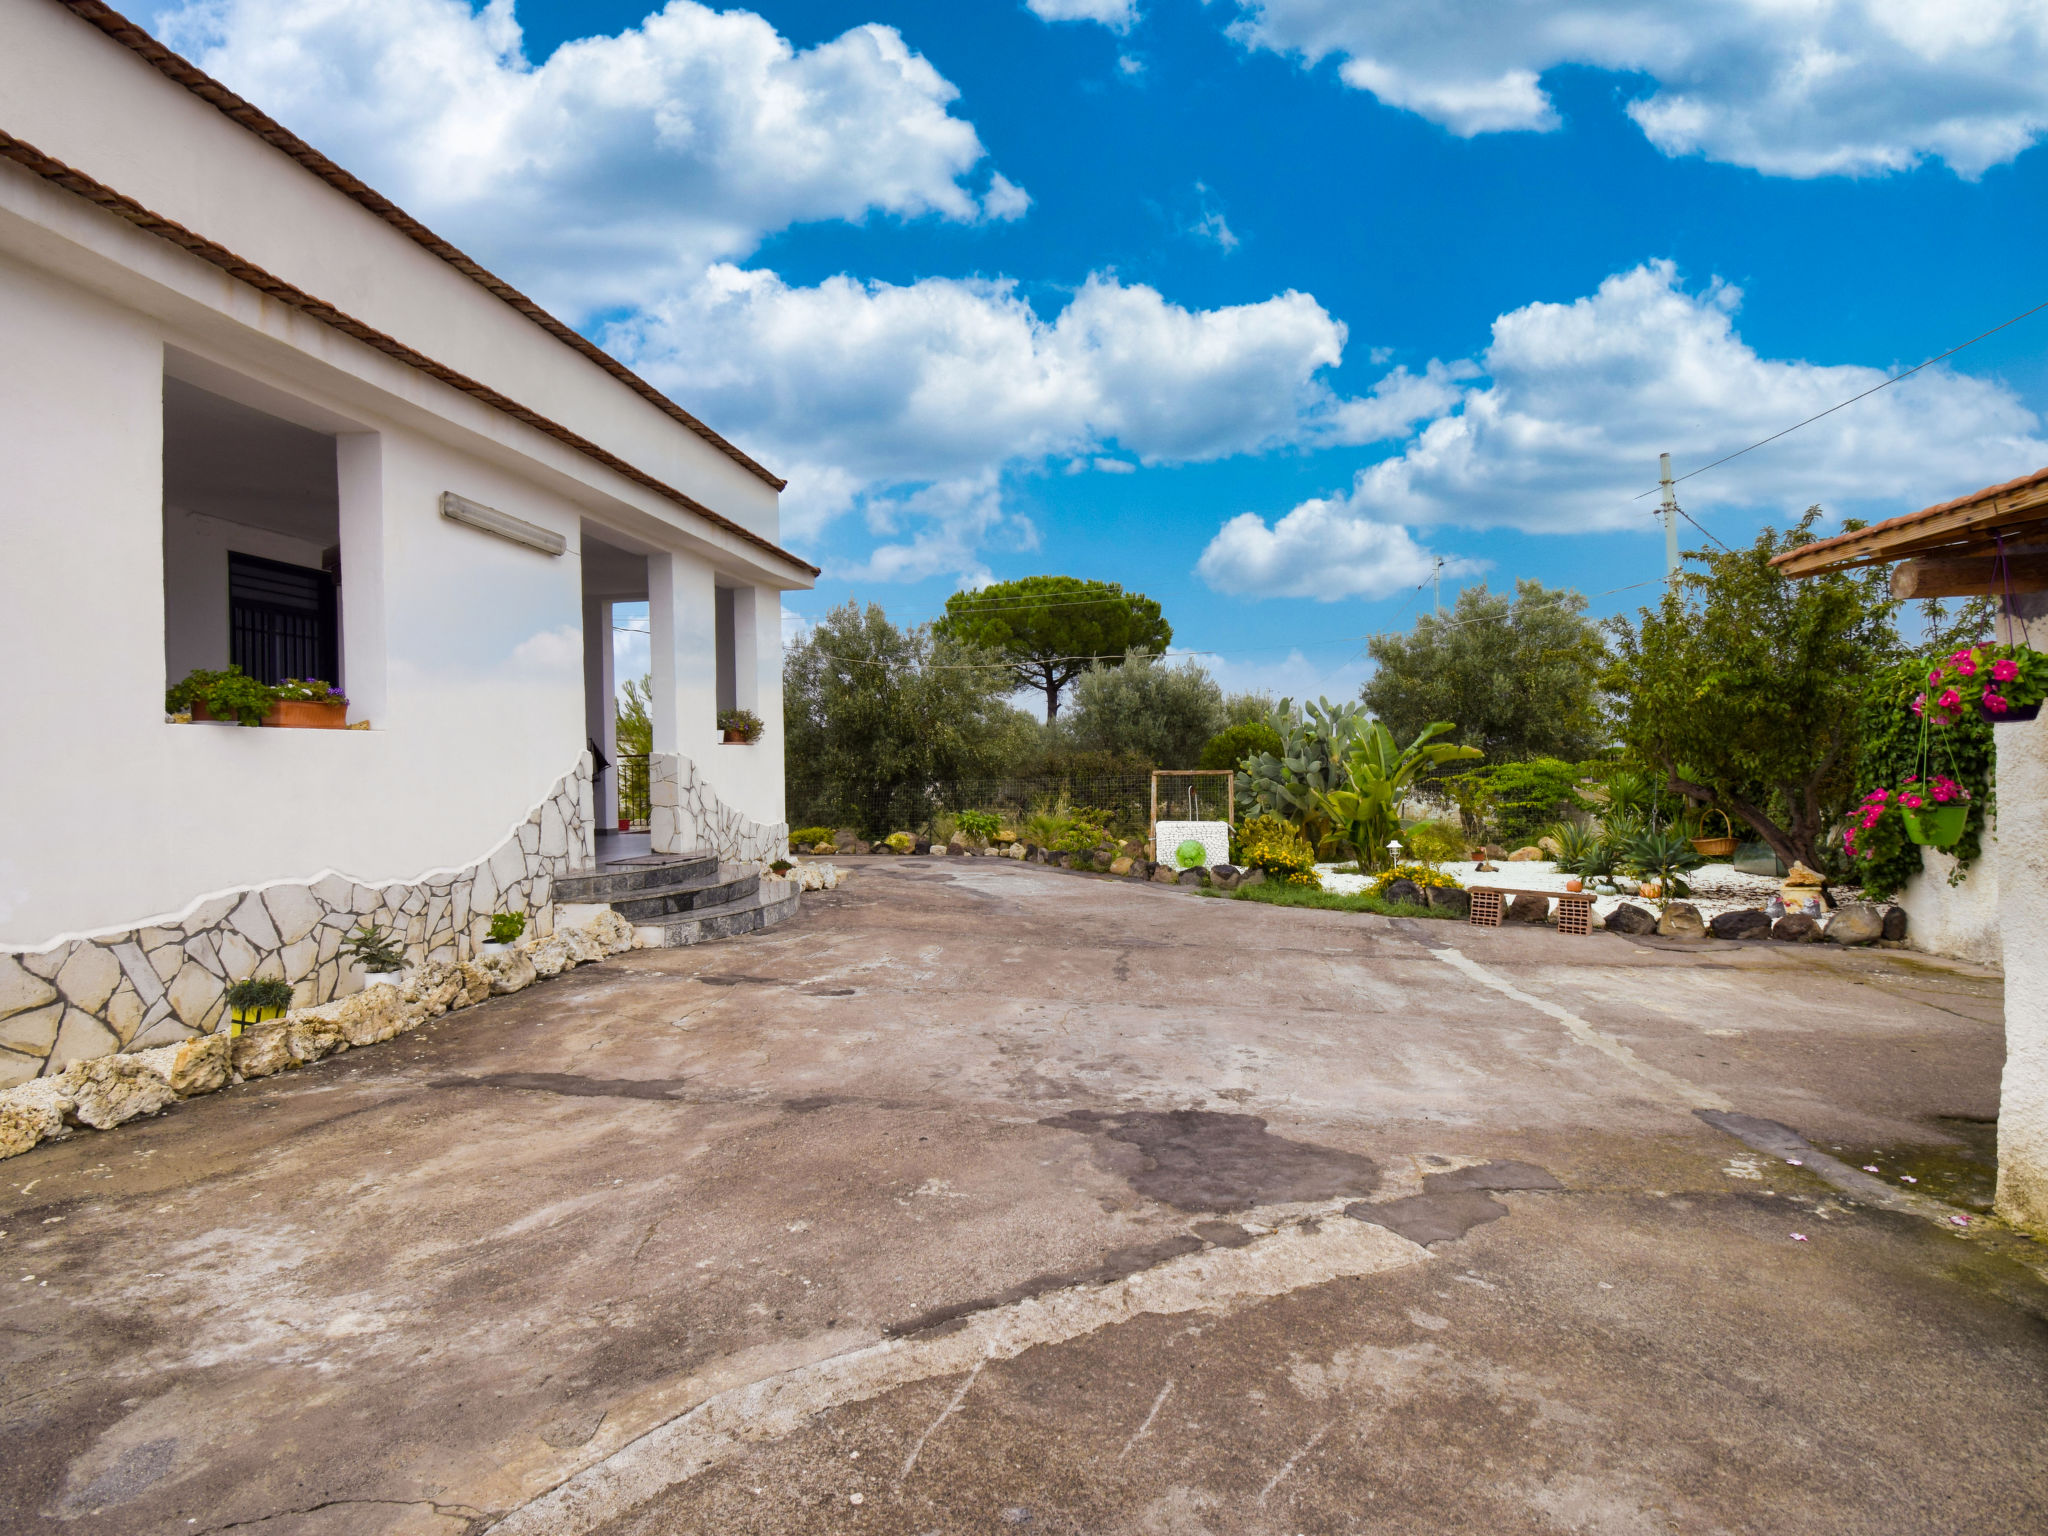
[1467,885,1595,937]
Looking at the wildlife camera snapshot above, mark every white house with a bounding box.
[0,0,815,1085]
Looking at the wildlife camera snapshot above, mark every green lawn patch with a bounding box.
[1208,882,1452,920]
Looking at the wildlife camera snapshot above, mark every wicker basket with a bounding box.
[1690,809,1739,859]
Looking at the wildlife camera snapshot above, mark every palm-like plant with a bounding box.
[1626,828,1704,904]
[1312,721,1483,871]
[1546,821,1604,876]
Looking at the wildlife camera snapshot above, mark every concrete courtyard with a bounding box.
[4,857,2045,1535]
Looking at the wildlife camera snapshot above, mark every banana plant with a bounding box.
[1238,696,1374,849]
[1311,721,1482,870]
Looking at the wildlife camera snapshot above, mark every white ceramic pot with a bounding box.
[363,970,402,989]
[481,941,511,957]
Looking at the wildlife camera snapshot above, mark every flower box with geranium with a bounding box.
[1915,644,2047,726]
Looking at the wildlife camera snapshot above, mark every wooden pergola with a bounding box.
[1771,464,2048,593]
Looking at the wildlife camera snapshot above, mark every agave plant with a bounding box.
[1626,828,1704,904]
[1545,821,1604,876]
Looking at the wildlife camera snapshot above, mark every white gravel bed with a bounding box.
[1315,860,1857,923]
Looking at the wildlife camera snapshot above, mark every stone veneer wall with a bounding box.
[0,756,596,1087]
[648,751,789,864]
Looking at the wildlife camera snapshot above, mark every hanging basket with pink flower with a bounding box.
[1916,643,2048,727]
[1844,776,1974,865]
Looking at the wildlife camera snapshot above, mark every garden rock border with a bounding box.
[0,755,599,1088]
[0,909,640,1161]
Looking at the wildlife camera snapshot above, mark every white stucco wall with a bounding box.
[1995,714,2048,1232]
[1895,822,2001,966]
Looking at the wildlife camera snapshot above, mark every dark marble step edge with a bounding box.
[650,888,801,947]
[555,852,718,901]
[608,871,762,921]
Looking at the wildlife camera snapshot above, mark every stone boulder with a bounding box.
[1424,884,1470,918]
[1710,909,1773,941]
[133,1035,231,1097]
[849,840,872,856]
[1824,904,1885,946]
[1239,868,1267,888]
[1382,878,1424,907]
[810,841,836,856]
[584,910,637,955]
[1109,856,1133,876]
[0,1095,61,1159]
[55,1056,177,1129]
[327,986,412,1047]
[1151,864,1181,884]
[1177,869,1205,887]
[1772,913,1822,943]
[913,837,933,855]
[478,948,537,996]
[1503,893,1551,924]
[1507,847,1544,862]
[833,829,858,849]
[1210,865,1241,891]
[1604,902,1658,936]
[946,840,967,856]
[231,1020,295,1078]
[1657,902,1708,941]
[286,1014,347,1065]
[1883,905,1909,941]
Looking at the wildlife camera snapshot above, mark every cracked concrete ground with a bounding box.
[3,856,2045,1535]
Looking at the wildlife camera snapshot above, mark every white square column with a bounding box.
[581,594,615,830]
[647,550,717,761]
[334,432,386,724]
[1996,710,2048,1232]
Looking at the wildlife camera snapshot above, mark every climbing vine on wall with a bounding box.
[1850,657,1995,899]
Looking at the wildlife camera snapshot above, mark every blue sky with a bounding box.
[148,0,2048,700]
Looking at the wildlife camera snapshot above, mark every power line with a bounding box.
[1630,293,2048,504]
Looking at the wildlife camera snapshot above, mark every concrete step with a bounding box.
[605,865,761,922]
[554,850,718,903]
[642,881,801,948]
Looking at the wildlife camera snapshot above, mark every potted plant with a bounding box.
[718,707,763,744]
[1898,775,1971,847]
[341,921,407,987]
[166,665,277,726]
[223,975,294,1036]
[1626,829,1703,909]
[1918,643,2048,726]
[482,912,526,955]
[266,677,349,728]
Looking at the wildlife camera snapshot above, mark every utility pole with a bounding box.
[1658,452,1680,583]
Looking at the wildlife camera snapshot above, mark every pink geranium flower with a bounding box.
[1901,793,1923,809]
[1984,691,2010,714]
[1956,656,1978,677]
[1992,658,2019,682]
[1937,689,1960,710]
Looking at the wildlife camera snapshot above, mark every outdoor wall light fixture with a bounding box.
[439,491,566,556]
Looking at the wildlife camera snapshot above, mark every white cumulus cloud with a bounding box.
[603,265,1421,576]
[1198,502,1481,601]
[1200,260,2047,598]
[1226,0,2048,176]
[154,0,1021,314]
[1027,0,1140,32]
